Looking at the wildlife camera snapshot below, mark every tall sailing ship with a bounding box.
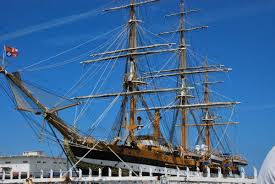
[0,0,248,176]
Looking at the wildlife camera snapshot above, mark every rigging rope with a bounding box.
[47,123,79,176]
[63,141,100,177]
[137,41,171,139]
[104,143,139,177]
[88,94,121,135]
[20,24,126,72]
[73,25,129,126]
[208,106,235,156]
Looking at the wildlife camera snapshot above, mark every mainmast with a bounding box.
[128,0,138,142]
[158,0,204,151]
[179,0,188,151]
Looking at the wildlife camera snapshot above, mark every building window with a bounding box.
[53,162,57,164]
[5,161,11,164]
[23,161,28,163]
[43,161,46,164]
[37,161,41,163]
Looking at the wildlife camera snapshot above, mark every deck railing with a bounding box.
[0,166,257,184]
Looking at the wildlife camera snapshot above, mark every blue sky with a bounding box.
[0,0,275,174]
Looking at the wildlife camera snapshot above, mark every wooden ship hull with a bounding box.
[67,145,196,171]
[63,139,247,175]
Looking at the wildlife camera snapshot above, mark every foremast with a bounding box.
[80,0,179,144]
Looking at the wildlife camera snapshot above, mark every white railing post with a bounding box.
[79,169,82,179]
[59,169,62,178]
[186,167,190,177]
[50,169,53,179]
[206,166,210,178]
[69,169,72,179]
[89,168,92,178]
[10,171,13,180]
[149,168,153,177]
[139,168,143,177]
[118,168,122,178]
[229,170,233,177]
[253,167,258,179]
[27,170,30,178]
[18,171,21,180]
[40,170,43,179]
[241,167,245,179]
[108,168,112,177]
[98,168,102,177]
[218,167,222,178]
[164,167,167,177]
[177,167,180,177]
[2,170,5,180]
[129,170,132,177]
[196,167,200,176]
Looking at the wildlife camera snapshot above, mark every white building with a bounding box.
[0,151,68,178]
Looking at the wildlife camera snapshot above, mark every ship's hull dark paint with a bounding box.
[69,145,242,175]
[70,145,171,168]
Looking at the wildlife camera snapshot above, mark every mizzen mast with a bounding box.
[203,59,212,151]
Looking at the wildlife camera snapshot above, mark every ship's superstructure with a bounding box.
[0,0,247,177]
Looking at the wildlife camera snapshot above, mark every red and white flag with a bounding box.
[5,46,19,57]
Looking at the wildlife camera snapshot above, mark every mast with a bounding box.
[157,0,208,150]
[128,0,138,142]
[153,110,161,140]
[81,0,169,143]
[203,59,211,151]
[179,0,188,151]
